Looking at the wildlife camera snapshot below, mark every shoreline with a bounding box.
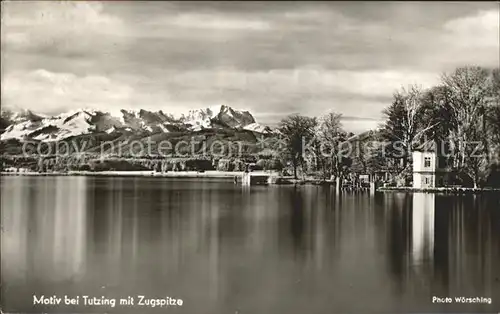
[0,170,282,179]
[2,171,500,193]
[378,186,500,194]
[1,170,244,178]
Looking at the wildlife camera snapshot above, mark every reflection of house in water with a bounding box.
[411,193,435,264]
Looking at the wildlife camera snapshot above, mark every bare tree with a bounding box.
[278,114,318,179]
[383,84,437,168]
[317,112,346,179]
[441,66,493,187]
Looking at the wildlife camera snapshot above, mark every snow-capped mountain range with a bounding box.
[0,105,272,142]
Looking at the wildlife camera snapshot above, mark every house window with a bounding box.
[424,157,431,168]
[424,177,430,185]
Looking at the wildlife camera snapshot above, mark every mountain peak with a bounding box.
[0,105,268,141]
[181,105,256,129]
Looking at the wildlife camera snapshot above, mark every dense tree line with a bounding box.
[381,66,500,187]
[275,66,500,187]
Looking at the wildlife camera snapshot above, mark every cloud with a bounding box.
[164,13,271,31]
[3,67,416,125]
[1,2,498,134]
[1,1,127,57]
[444,9,499,37]
[341,119,384,134]
[0,63,444,132]
[2,1,120,28]
[2,70,134,114]
[419,8,500,71]
[163,68,439,94]
[443,9,499,50]
[155,68,439,117]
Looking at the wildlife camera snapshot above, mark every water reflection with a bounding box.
[1,176,30,283]
[411,193,435,265]
[1,177,499,313]
[1,176,88,288]
[431,195,499,299]
[379,192,500,311]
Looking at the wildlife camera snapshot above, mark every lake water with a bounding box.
[1,176,499,313]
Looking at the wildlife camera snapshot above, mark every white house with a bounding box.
[412,149,451,189]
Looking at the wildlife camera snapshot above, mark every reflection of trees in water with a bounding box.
[290,186,305,256]
[321,188,343,261]
[88,178,111,246]
[213,186,248,241]
[14,177,89,283]
[1,177,31,282]
[5,178,500,313]
[324,188,343,254]
[433,197,450,290]
[275,186,308,262]
[383,193,412,293]
[377,192,500,299]
[1,176,89,310]
[26,177,41,277]
[433,195,500,296]
[272,186,347,280]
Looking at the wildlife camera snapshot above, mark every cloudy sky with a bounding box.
[1,1,499,132]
